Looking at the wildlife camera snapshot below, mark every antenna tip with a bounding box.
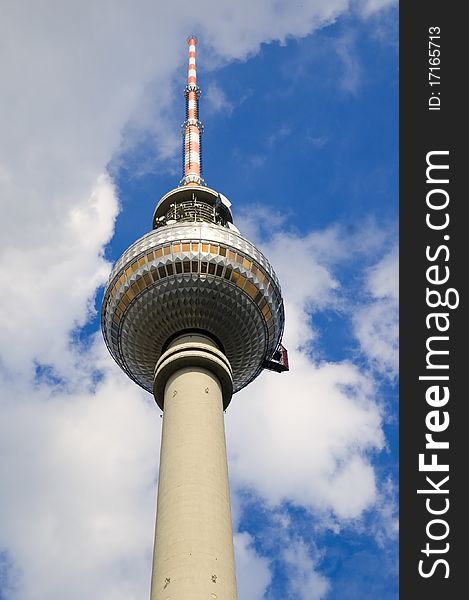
[187,35,198,46]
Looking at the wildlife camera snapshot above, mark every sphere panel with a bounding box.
[117,280,266,392]
[102,222,284,393]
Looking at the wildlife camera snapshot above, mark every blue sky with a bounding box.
[0,2,397,599]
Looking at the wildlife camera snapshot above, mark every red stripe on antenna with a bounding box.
[181,36,204,186]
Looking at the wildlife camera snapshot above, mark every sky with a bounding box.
[0,1,398,599]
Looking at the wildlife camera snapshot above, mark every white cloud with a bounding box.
[234,220,389,351]
[283,540,330,600]
[232,508,334,600]
[356,0,398,18]
[353,247,399,378]
[0,2,396,598]
[205,82,234,114]
[373,477,399,546]
[228,356,383,519]
[335,33,362,94]
[235,205,289,242]
[0,217,395,599]
[224,224,388,520]
[234,533,272,600]
[0,0,373,377]
[197,0,349,58]
[367,246,398,301]
[266,126,292,147]
[0,175,118,379]
[0,339,159,600]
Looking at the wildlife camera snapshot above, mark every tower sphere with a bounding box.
[101,184,285,405]
[101,37,286,408]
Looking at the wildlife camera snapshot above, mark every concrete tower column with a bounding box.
[150,333,238,600]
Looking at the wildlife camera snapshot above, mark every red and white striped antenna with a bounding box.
[180,36,205,186]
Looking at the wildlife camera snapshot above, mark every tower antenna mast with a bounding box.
[181,36,204,186]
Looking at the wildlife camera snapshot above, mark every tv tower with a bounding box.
[101,36,288,600]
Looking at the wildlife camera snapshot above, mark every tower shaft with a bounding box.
[150,334,237,599]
